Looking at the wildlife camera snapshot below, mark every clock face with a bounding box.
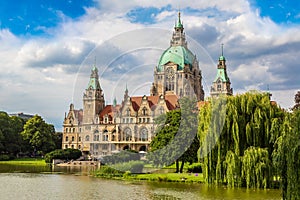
[166,67,175,80]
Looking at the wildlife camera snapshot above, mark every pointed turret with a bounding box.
[170,11,187,47]
[83,64,105,124]
[210,44,233,97]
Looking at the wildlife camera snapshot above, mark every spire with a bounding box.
[87,64,101,90]
[124,84,129,100]
[113,97,117,107]
[175,10,183,28]
[171,11,186,47]
[219,43,226,61]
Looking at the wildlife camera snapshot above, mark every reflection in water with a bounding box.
[0,164,281,200]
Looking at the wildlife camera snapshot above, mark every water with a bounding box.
[0,164,281,200]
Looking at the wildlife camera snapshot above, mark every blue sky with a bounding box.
[0,0,299,130]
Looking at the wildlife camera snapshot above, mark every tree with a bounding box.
[0,111,27,156]
[292,91,300,110]
[198,92,285,187]
[148,97,199,173]
[21,115,56,155]
[274,110,300,199]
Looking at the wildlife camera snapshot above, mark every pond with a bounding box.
[0,164,281,200]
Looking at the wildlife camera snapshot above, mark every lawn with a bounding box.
[0,158,47,166]
[132,172,204,183]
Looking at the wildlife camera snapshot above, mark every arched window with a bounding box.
[124,128,132,141]
[140,128,148,141]
[126,108,130,116]
[112,130,116,141]
[66,128,68,133]
[72,128,75,133]
[79,137,81,142]
[65,136,69,142]
[78,145,81,149]
[103,130,109,141]
[217,79,222,91]
[71,136,75,142]
[85,135,90,141]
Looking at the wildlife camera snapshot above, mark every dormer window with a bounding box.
[142,107,147,116]
[126,108,130,116]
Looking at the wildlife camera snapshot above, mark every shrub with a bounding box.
[0,154,11,161]
[44,149,82,163]
[113,160,144,173]
[187,163,202,173]
[101,150,140,164]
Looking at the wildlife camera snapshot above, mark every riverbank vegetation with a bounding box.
[0,158,47,166]
[0,112,61,159]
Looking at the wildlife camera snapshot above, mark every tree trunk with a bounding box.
[180,160,185,173]
[175,159,179,173]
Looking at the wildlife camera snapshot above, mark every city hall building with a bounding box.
[62,13,232,157]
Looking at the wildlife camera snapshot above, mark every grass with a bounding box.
[0,158,47,166]
[132,172,204,183]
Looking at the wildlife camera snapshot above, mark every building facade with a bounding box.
[62,12,231,157]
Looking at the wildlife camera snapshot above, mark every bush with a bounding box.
[44,149,82,163]
[187,163,202,173]
[101,150,140,164]
[0,154,11,161]
[113,160,144,173]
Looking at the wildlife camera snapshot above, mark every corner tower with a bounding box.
[151,12,204,101]
[210,45,233,97]
[83,65,105,124]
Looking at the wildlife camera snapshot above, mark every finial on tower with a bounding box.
[219,43,226,61]
[175,9,183,28]
[221,43,224,56]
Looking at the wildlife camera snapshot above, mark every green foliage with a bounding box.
[44,148,82,163]
[198,92,285,188]
[21,115,56,154]
[0,154,11,161]
[0,111,27,155]
[187,163,202,173]
[113,161,144,173]
[242,147,270,189]
[101,150,140,164]
[148,97,199,173]
[273,110,300,200]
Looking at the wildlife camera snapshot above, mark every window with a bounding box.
[102,144,108,150]
[140,128,148,141]
[66,128,68,133]
[79,137,81,142]
[85,135,90,141]
[103,130,109,141]
[159,107,164,114]
[65,136,69,142]
[65,145,68,149]
[72,128,75,133]
[142,107,147,116]
[126,108,130,116]
[71,136,75,142]
[124,128,132,141]
[71,145,74,149]
[78,145,81,149]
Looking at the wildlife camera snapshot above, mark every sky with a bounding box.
[0,0,299,131]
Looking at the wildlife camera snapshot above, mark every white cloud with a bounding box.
[0,0,299,131]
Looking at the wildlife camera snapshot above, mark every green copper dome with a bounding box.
[219,55,226,61]
[157,46,195,72]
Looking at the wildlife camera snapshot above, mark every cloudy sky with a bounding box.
[0,0,299,130]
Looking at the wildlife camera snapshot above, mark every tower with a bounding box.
[210,44,233,97]
[82,65,105,124]
[151,11,204,101]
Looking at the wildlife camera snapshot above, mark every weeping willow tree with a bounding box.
[273,109,300,200]
[198,91,285,188]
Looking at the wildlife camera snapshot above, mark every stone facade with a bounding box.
[62,12,231,157]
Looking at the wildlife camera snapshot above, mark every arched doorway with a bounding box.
[123,145,129,150]
[139,145,146,152]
